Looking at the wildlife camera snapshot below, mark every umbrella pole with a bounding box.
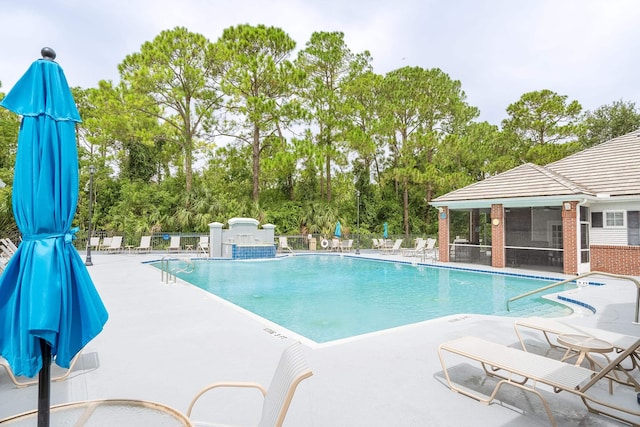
[37,339,51,427]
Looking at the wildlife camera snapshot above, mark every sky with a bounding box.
[1,0,639,126]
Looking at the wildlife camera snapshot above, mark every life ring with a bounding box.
[320,239,329,249]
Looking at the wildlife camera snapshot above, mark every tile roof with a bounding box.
[433,129,640,203]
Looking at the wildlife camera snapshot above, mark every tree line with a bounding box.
[0,25,639,241]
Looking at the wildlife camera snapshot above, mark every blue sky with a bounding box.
[1,0,639,126]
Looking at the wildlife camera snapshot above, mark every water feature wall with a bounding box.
[209,218,276,259]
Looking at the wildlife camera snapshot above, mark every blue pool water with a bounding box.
[161,255,575,343]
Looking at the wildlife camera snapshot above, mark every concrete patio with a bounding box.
[0,250,638,426]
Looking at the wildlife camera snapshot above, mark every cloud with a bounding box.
[1,0,639,126]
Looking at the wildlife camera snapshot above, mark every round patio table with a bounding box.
[0,399,192,426]
[557,334,613,371]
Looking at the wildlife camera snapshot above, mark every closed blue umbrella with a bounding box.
[383,222,388,239]
[334,221,341,238]
[0,48,108,426]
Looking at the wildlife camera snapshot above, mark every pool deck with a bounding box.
[1,250,639,426]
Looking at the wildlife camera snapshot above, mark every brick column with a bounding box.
[562,201,578,275]
[491,204,505,268]
[438,207,450,262]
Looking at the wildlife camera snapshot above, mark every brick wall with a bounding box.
[562,202,578,275]
[590,245,640,276]
[491,204,504,268]
[438,207,450,262]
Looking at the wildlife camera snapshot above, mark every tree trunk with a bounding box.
[252,123,260,202]
[325,152,332,202]
[185,137,193,193]
[403,176,409,236]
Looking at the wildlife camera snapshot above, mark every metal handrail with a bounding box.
[506,270,640,323]
[160,256,175,284]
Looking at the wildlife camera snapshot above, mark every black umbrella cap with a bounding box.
[41,47,56,61]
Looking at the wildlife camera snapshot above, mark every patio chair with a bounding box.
[99,237,112,251]
[438,336,640,426]
[167,236,181,253]
[197,236,209,256]
[278,236,293,253]
[107,236,123,253]
[186,342,313,427]
[134,236,152,253]
[330,238,340,252]
[382,238,403,255]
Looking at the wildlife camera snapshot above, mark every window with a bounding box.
[605,211,624,227]
[591,212,603,228]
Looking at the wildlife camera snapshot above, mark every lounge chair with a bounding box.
[402,238,426,257]
[438,336,640,426]
[186,342,313,427]
[382,238,403,255]
[107,235,123,253]
[135,236,152,253]
[1,238,18,253]
[330,238,340,252]
[1,352,81,387]
[278,236,294,253]
[420,238,438,261]
[197,236,209,256]
[340,239,353,252]
[167,236,181,252]
[99,237,113,251]
[0,243,13,258]
[88,236,100,251]
[1,238,17,258]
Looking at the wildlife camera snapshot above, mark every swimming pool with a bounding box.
[160,255,575,343]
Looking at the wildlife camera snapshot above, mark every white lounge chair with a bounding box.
[382,239,403,255]
[167,236,181,252]
[278,236,293,253]
[186,342,313,427]
[438,335,640,426]
[88,236,100,251]
[340,239,353,252]
[135,236,152,253]
[330,238,340,252]
[402,238,426,257]
[197,236,209,256]
[99,237,113,251]
[1,238,18,253]
[107,235,123,253]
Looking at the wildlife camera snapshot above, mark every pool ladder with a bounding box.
[160,255,195,284]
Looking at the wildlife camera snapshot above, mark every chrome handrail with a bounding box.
[506,270,640,323]
[160,256,175,284]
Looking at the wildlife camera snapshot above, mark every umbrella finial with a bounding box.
[41,47,56,61]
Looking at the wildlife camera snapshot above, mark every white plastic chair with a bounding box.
[187,342,313,427]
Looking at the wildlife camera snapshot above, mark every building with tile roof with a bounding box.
[430,129,640,275]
